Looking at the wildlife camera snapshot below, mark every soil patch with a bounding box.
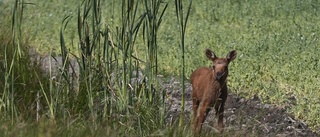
[163,78,320,137]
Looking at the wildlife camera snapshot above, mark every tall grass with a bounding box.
[1,0,176,135]
[57,0,171,135]
[1,0,52,128]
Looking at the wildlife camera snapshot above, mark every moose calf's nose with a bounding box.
[215,72,223,80]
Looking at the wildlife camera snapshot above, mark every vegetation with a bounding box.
[0,0,319,136]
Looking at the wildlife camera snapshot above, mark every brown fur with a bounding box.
[190,49,237,134]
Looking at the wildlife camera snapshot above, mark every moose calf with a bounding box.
[190,49,237,134]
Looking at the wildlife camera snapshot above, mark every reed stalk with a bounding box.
[175,0,192,128]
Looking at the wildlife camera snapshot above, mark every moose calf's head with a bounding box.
[205,49,237,80]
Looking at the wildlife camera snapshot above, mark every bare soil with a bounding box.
[163,78,320,137]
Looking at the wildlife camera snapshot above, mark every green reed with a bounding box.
[175,0,192,128]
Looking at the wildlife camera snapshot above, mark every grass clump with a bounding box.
[1,0,175,136]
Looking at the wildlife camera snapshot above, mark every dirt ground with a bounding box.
[163,78,320,137]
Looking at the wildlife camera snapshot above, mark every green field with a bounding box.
[1,0,320,136]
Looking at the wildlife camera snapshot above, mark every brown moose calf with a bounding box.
[190,49,237,134]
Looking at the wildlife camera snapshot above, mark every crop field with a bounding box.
[0,0,320,136]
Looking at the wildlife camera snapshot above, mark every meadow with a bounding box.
[0,0,319,136]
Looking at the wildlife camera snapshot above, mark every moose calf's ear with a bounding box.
[205,49,217,61]
[227,50,237,62]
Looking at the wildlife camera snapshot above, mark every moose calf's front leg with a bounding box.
[215,99,226,133]
[192,98,199,131]
[195,99,212,133]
